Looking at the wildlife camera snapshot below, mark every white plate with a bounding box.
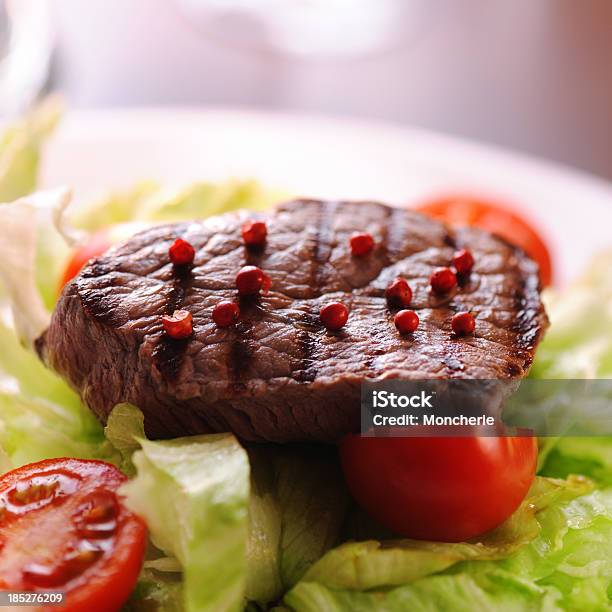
[40,108,612,285]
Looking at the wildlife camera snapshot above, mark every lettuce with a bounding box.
[103,403,146,477]
[124,567,184,612]
[70,179,284,232]
[531,250,612,535]
[0,316,109,469]
[0,105,109,471]
[0,392,110,468]
[0,189,76,346]
[540,438,612,486]
[106,405,349,610]
[120,429,251,612]
[285,481,612,612]
[111,403,611,612]
[286,573,564,612]
[0,96,61,201]
[530,252,612,380]
[287,476,589,586]
[246,445,350,603]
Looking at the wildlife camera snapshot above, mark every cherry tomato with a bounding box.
[0,458,147,612]
[58,222,149,292]
[415,196,553,286]
[340,434,537,542]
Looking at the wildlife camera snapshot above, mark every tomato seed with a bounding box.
[8,480,59,506]
[79,490,118,524]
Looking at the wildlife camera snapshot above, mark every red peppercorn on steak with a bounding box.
[38,200,548,442]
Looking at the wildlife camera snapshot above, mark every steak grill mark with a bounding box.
[152,263,194,380]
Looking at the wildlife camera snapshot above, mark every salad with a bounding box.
[0,103,611,611]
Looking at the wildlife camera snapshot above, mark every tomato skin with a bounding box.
[340,434,537,542]
[0,458,147,612]
[64,515,146,612]
[415,196,553,286]
[58,222,149,293]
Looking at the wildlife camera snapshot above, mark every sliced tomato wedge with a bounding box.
[0,459,146,612]
[415,196,553,286]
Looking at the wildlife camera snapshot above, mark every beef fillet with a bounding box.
[39,200,548,442]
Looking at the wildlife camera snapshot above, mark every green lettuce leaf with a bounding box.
[0,103,107,472]
[103,403,145,477]
[120,432,250,612]
[246,445,350,603]
[142,180,280,223]
[124,567,184,612]
[285,572,564,612]
[71,179,284,232]
[295,476,591,593]
[286,479,612,612]
[0,189,76,346]
[530,251,612,379]
[108,404,351,609]
[530,249,612,524]
[0,317,108,469]
[539,437,612,486]
[456,487,612,611]
[70,181,159,231]
[0,96,61,201]
[0,392,111,469]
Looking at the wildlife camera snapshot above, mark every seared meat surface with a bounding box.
[39,200,548,442]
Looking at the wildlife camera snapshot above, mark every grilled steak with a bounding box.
[39,200,548,442]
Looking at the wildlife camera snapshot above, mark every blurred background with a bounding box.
[2,0,612,179]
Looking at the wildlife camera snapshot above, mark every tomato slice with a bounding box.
[340,434,537,542]
[415,196,553,286]
[0,459,146,612]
